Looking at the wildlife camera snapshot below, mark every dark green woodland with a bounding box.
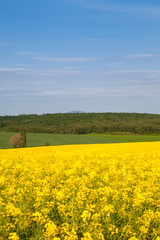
[0,112,160,135]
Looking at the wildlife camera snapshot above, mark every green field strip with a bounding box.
[1,132,160,149]
[0,132,123,149]
[88,134,160,143]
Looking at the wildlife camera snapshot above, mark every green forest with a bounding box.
[0,112,160,135]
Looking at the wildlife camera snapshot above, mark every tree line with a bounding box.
[0,112,160,134]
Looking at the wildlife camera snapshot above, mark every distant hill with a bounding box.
[0,112,160,135]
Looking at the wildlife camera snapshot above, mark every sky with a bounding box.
[0,0,160,115]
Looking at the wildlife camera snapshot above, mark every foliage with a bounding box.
[9,133,26,148]
[0,142,160,239]
[44,141,50,146]
[1,112,160,135]
[20,130,26,147]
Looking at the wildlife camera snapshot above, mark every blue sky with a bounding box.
[1,0,160,115]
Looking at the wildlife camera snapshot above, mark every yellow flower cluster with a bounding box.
[0,142,160,239]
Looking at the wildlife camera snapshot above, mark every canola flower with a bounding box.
[0,142,160,239]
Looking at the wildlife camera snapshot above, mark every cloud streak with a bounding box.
[2,85,157,100]
[1,68,160,82]
[16,51,100,63]
[125,54,160,59]
[101,70,160,85]
[1,68,160,100]
[0,67,87,79]
[0,68,29,72]
[33,56,100,62]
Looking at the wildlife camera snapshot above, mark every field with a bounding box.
[88,133,160,143]
[1,132,160,149]
[0,142,160,239]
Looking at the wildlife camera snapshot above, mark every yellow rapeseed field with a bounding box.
[0,142,160,239]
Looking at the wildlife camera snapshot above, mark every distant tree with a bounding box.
[9,133,26,148]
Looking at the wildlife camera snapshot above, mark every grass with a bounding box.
[1,132,160,149]
[0,132,121,149]
[88,133,160,142]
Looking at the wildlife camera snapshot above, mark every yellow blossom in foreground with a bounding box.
[8,233,19,240]
[44,221,59,238]
[129,237,138,240]
[81,232,93,240]
[0,142,160,239]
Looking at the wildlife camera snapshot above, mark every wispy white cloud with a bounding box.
[0,67,86,78]
[2,85,157,100]
[1,68,160,102]
[125,54,160,59]
[0,68,29,72]
[102,70,143,75]
[0,86,127,98]
[17,80,57,85]
[16,51,99,63]
[33,69,85,77]
[102,70,160,75]
[33,56,99,62]
[65,66,80,70]
[1,68,160,82]
[103,69,160,75]
[34,88,121,97]
[101,70,160,86]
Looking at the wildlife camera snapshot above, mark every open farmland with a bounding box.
[0,142,160,239]
[1,132,160,149]
[0,132,121,149]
